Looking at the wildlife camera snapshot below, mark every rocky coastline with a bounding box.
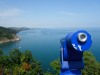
[0,35,20,44]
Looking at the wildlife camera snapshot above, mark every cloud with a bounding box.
[58,11,81,16]
[0,8,22,17]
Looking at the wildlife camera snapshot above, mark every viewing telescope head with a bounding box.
[65,30,92,51]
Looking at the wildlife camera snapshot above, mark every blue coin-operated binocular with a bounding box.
[60,30,92,75]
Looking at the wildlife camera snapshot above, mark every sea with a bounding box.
[0,27,100,71]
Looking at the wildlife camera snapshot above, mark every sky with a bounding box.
[0,0,100,28]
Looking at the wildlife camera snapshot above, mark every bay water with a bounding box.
[0,28,100,71]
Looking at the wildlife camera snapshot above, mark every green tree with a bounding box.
[82,52,100,75]
[50,58,60,75]
[4,68,10,75]
[9,48,21,65]
[13,65,20,75]
[2,55,10,68]
[21,50,32,63]
[44,71,53,75]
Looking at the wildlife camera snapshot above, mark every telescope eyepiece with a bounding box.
[78,33,87,43]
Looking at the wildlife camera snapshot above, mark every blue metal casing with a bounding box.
[60,30,92,75]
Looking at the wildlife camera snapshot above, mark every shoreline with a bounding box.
[0,35,20,44]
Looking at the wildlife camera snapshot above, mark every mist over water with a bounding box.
[0,28,100,71]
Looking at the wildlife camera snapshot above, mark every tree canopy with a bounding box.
[0,49,43,75]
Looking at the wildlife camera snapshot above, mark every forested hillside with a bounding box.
[0,26,17,40]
